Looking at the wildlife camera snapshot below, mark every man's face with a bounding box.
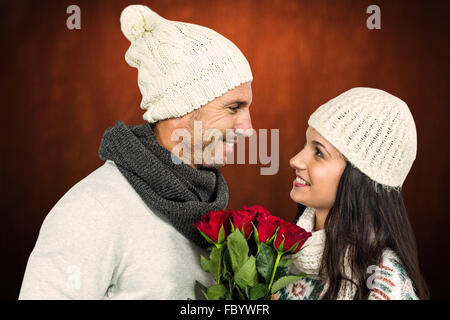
[185,81,253,168]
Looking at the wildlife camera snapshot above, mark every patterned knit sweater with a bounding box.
[279,207,419,300]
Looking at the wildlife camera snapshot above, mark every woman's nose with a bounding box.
[290,151,306,170]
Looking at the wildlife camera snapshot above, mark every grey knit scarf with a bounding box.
[98,120,229,249]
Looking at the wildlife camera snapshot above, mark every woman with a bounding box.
[275,87,429,300]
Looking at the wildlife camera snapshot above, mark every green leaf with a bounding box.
[217,225,226,244]
[227,229,249,273]
[253,223,261,254]
[200,246,224,283]
[256,242,277,282]
[248,283,267,300]
[234,256,258,289]
[224,290,233,300]
[200,255,209,272]
[278,256,294,268]
[198,230,216,245]
[286,239,306,254]
[222,247,233,280]
[276,235,285,252]
[194,280,208,300]
[270,274,307,294]
[252,223,259,242]
[236,285,246,300]
[265,225,280,245]
[244,286,251,299]
[239,222,247,238]
[206,284,227,300]
[273,266,288,283]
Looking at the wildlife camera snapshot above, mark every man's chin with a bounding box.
[197,159,226,170]
[193,146,232,169]
[198,163,225,170]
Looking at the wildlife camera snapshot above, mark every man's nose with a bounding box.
[234,108,253,137]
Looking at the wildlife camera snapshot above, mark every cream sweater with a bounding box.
[19,160,214,299]
[280,207,419,300]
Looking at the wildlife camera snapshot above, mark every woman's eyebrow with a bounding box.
[312,140,331,157]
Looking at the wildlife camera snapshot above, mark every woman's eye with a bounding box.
[315,147,323,158]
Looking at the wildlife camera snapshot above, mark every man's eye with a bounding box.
[228,105,240,113]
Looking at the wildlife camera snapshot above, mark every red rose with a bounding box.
[255,210,282,244]
[194,210,232,245]
[231,209,256,239]
[274,220,311,254]
[242,205,271,216]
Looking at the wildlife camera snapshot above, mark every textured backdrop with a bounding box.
[1,0,449,299]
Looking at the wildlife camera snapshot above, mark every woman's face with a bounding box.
[289,126,347,212]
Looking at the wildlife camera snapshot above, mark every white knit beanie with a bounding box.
[120,5,253,123]
[308,87,417,189]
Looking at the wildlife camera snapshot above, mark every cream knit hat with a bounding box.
[308,87,417,189]
[120,5,253,123]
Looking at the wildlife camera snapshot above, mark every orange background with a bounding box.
[2,0,449,299]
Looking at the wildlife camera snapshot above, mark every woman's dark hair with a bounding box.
[298,161,429,299]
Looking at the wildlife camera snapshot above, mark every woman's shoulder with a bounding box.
[278,277,325,300]
[367,248,419,300]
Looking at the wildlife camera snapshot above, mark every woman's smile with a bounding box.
[293,175,311,188]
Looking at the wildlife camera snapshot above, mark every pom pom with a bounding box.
[120,5,164,42]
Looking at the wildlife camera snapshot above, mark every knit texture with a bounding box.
[288,207,357,299]
[280,207,419,300]
[289,207,326,278]
[19,160,215,299]
[308,87,417,189]
[98,120,229,248]
[120,5,253,123]
[279,252,419,300]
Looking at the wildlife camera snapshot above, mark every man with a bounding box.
[19,4,253,299]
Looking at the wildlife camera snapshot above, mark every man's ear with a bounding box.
[156,116,187,132]
[152,117,190,152]
[153,110,201,137]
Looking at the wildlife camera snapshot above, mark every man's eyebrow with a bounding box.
[312,140,331,157]
[226,100,248,106]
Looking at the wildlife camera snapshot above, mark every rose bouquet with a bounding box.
[194,205,311,300]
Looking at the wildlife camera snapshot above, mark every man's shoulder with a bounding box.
[56,160,144,211]
[43,161,137,233]
[45,160,168,235]
[67,160,129,197]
